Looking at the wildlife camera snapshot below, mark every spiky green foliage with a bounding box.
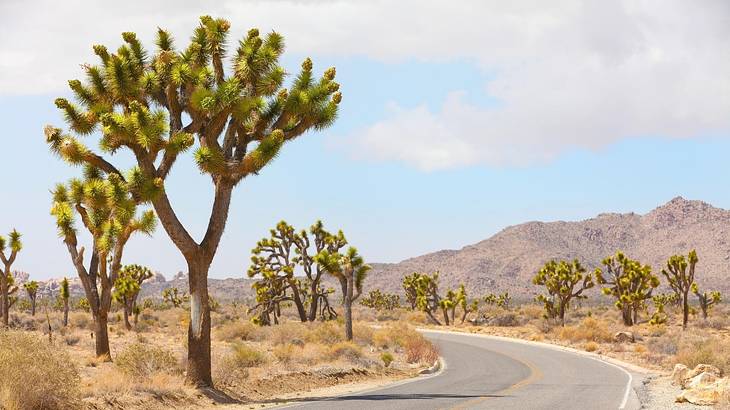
[0,229,23,325]
[484,292,511,309]
[402,272,446,325]
[649,293,674,325]
[595,251,659,326]
[47,16,344,386]
[661,250,699,329]
[360,289,401,311]
[60,277,70,326]
[162,287,188,308]
[453,284,478,324]
[247,220,346,325]
[315,247,370,340]
[692,282,721,320]
[533,259,594,326]
[113,264,153,329]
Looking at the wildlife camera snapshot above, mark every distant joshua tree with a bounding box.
[113,264,153,330]
[162,287,188,308]
[595,252,659,326]
[23,280,39,316]
[661,250,698,329]
[0,230,22,326]
[533,259,594,326]
[692,283,721,320]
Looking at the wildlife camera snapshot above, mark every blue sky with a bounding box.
[1,1,729,280]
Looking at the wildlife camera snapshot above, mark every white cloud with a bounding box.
[2,0,729,167]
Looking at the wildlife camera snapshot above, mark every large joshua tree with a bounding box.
[0,229,22,326]
[46,16,341,386]
[315,247,370,341]
[113,264,153,330]
[50,170,156,358]
[661,250,698,329]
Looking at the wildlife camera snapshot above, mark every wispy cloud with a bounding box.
[3,0,729,168]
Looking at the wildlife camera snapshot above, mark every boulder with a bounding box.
[613,331,635,343]
[676,378,729,406]
[687,372,719,389]
[671,364,690,386]
[687,364,722,381]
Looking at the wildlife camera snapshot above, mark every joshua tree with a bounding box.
[249,269,290,325]
[483,292,511,309]
[649,293,673,325]
[46,16,342,385]
[113,264,153,330]
[23,280,39,316]
[162,287,188,308]
[661,250,698,329]
[315,247,370,341]
[360,289,401,311]
[533,259,594,326]
[50,172,156,358]
[439,289,456,326]
[60,277,70,326]
[453,284,478,324]
[402,272,444,325]
[595,251,659,326]
[692,283,721,320]
[248,220,347,323]
[0,229,22,326]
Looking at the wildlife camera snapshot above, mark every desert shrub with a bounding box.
[404,336,439,364]
[380,352,394,367]
[215,321,264,342]
[273,343,298,363]
[330,341,363,362]
[352,322,374,345]
[696,317,727,330]
[557,317,612,343]
[675,337,730,375]
[0,331,80,409]
[115,343,179,378]
[489,312,522,327]
[519,304,545,321]
[584,341,599,352]
[298,343,330,365]
[228,343,267,368]
[306,321,344,345]
[269,322,308,345]
[402,310,428,324]
[64,333,81,346]
[647,334,679,355]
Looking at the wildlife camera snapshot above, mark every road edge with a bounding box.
[417,328,655,410]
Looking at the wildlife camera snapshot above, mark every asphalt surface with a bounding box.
[278,330,641,410]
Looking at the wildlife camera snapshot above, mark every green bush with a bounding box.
[380,352,394,367]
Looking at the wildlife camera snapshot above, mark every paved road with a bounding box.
[278,330,641,410]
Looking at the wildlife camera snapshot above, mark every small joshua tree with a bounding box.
[454,284,478,324]
[23,280,39,316]
[113,264,153,330]
[315,247,370,341]
[162,287,188,308]
[60,277,70,326]
[50,171,156,358]
[402,272,444,325]
[360,289,401,311]
[692,283,721,320]
[439,289,456,326]
[0,229,22,326]
[533,259,594,326]
[483,292,512,309]
[649,293,673,325]
[661,250,698,329]
[595,251,659,326]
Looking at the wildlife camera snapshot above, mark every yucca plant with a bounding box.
[23,280,39,316]
[692,283,721,320]
[402,272,444,325]
[45,16,342,386]
[0,229,22,326]
[113,264,153,330]
[50,170,156,358]
[315,247,370,341]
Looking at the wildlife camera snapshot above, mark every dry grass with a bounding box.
[215,320,264,342]
[0,331,80,410]
[115,342,181,378]
[556,317,613,343]
[675,336,730,375]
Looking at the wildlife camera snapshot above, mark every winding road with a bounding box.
[277,330,642,410]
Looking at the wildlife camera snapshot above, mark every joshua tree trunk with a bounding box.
[621,305,633,326]
[307,281,320,322]
[0,278,8,326]
[559,300,567,327]
[63,299,69,326]
[93,311,111,358]
[441,307,450,326]
[186,260,212,386]
[123,300,132,331]
[287,279,308,322]
[31,296,36,316]
[682,290,690,329]
[425,310,442,326]
[344,275,354,341]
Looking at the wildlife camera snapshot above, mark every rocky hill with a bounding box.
[17,197,730,302]
[366,197,730,299]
